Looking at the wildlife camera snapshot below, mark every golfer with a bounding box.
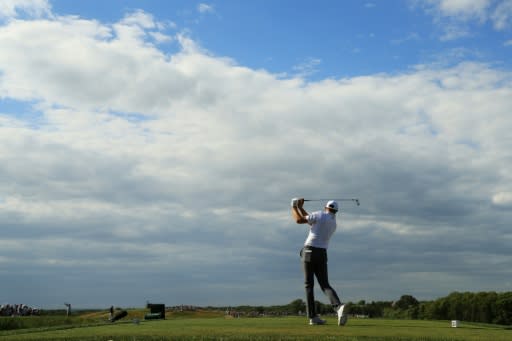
[291,198,347,326]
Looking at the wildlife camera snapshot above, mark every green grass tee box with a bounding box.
[2,315,511,341]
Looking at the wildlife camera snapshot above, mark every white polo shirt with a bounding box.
[304,210,337,249]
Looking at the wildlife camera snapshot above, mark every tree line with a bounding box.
[217,291,512,325]
[343,291,512,325]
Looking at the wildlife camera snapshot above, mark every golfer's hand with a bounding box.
[298,198,305,207]
[291,198,299,207]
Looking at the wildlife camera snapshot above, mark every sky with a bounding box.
[1,0,512,310]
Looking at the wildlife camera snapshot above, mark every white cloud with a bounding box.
[120,9,156,29]
[431,0,491,20]
[0,0,51,19]
[493,192,512,206]
[150,31,173,43]
[0,12,180,113]
[292,57,322,78]
[197,3,214,14]
[439,22,472,40]
[417,0,512,39]
[491,0,512,30]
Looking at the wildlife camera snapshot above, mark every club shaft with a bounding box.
[304,198,360,206]
[304,198,357,201]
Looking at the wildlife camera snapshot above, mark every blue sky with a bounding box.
[1,0,512,310]
[49,0,512,78]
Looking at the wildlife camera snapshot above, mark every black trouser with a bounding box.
[301,246,341,318]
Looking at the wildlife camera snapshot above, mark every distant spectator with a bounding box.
[1,303,39,316]
[64,303,71,317]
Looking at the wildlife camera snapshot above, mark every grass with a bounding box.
[1,311,511,341]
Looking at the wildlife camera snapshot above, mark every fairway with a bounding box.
[2,316,511,341]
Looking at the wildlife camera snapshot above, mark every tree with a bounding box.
[288,299,306,315]
[395,295,419,310]
[495,292,512,325]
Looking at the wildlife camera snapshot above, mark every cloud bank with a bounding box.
[1,2,512,308]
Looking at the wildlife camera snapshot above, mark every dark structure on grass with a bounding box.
[145,303,165,320]
[111,310,128,322]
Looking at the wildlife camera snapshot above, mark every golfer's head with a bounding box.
[325,200,338,214]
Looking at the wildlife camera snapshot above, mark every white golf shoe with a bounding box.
[337,304,348,326]
[309,316,326,325]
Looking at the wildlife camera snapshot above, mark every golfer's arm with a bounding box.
[291,206,308,224]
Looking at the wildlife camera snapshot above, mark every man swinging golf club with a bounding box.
[291,197,347,326]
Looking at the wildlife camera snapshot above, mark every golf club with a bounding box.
[304,198,360,206]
